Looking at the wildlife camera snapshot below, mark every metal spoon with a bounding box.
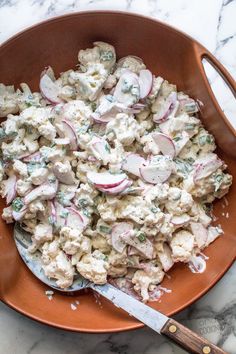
[14,223,226,354]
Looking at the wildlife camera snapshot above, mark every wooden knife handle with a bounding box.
[161,318,227,354]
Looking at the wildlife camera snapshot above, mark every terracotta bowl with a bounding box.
[0,11,235,333]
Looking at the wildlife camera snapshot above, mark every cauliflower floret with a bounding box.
[78,41,116,71]
[193,128,216,154]
[92,234,111,253]
[165,187,193,215]
[1,128,27,159]
[106,113,141,146]
[16,179,32,196]
[76,161,100,183]
[115,56,146,77]
[76,250,108,284]
[70,63,108,101]
[59,100,92,128]
[142,183,169,203]
[170,230,194,262]
[13,160,28,177]
[132,266,164,302]
[38,122,56,141]
[0,84,19,117]
[74,183,98,213]
[147,76,164,102]
[19,106,51,128]
[2,206,13,223]
[53,160,75,185]
[30,167,48,185]
[59,226,83,255]
[29,222,53,252]
[140,133,161,155]
[42,240,74,288]
[40,146,65,162]
[28,200,45,214]
[3,113,19,135]
[151,80,176,113]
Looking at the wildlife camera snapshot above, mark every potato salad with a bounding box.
[0,42,232,302]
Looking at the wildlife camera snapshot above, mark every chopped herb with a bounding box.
[137,232,146,242]
[99,225,111,234]
[103,255,109,262]
[83,209,90,218]
[78,198,88,208]
[151,207,159,213]
[100,51,114,62]
[105,144,111,153]
[60,210,69,219]
[185,123,195,130]
[173,136,181,142]
[214,174,223,191]
[12,197,24,212]
[48,176,56,183]
[91,102,97,111]
[48,216,55,225]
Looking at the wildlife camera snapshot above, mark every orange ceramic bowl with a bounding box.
[0,11,235,333]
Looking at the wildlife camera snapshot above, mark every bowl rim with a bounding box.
[0,10,235,333]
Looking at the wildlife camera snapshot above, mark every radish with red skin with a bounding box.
[152,132,176,158]
[22,151,41,163]
[193,158,223,182]
[87,171,127,188]
[113,71,140,106]
[139,165,172,184]
[190,222,208,249]
[97,179,132,194]
[111,222,133,253]
[24,181,58,205]
[171,214,190,226]
[138,70,153,99]
[61,120,78,150]
[120,232,155,259]
[158,243,174,272]
[66,207,85,231]
[122,153,146,177]
[40,72,63,105]
[153,92,178,123]
[188,255,206,274]
[3,175,17,205]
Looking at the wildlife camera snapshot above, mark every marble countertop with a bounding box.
[0,0,235,353]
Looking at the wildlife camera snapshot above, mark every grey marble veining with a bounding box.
[0,0,235,353]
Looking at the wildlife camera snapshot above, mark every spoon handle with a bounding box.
[91,284,227,354]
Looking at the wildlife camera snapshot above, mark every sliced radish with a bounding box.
[122,153,146,177]
[153,92,178,123]
[40,72,63,105]
[22,151,41,163]
[159,119,172,135]
[138,69,153,99]
[179,98,199,114]
[174,131,190,155]
[193,158,222,182]
[206,226,222,246]
[190,222,208,250]
[140,165,172,184]
[111,222,133,253]
[117,55,143,68]
[24,181,58,205]
[113,71,140,106]
[3,175,17,205]
[152,132,176,158]
[61,120,78,150]
[98,179,132,195]
[188,255,206,274]
[48,200,57,225]
[121,233,154,260]
[171,214,190,226]
[54,201,67,229]
[91,112,112,124]
[87,171,127,188]
[88,136,111,161]
[12,205,27,221]
[157,243,174,272]
[66,207,86,231]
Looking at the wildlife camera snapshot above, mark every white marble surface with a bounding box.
[0,0,235,353]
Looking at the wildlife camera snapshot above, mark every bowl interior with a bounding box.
[0,12,235,332]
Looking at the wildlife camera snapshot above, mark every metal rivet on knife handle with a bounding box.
[203,346,211,354]
[169,325,177,333]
